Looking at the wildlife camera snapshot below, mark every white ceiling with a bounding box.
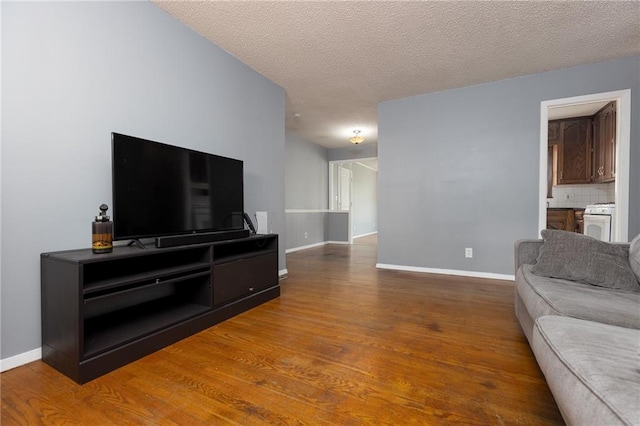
[153,1,640,149]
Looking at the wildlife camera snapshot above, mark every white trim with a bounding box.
[355,161,378,172]
[354,231,378,239]
[0,347,42,372]
[287,209,350,214]
[286,240,354,254]
[278,268,288,277]
[615,92,631,241]
[539,89,631,241]
[539,105,549,236]
[329,157,378,165]
[0,2,3,376]
[285,209,331,213]
[346,187,353,244]
[285,242,327,253]
[376,263,515,281]
[329,159,368,212]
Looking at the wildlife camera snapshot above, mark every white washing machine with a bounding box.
[583,203,615,242]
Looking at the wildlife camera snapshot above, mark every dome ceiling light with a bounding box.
[349,130,364,145]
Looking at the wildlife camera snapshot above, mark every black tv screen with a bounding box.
[112,133,244,241]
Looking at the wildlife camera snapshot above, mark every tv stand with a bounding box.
[126,239,146,249]
[41,234,279,384]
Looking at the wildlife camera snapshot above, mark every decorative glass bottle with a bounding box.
[92,204,113,254]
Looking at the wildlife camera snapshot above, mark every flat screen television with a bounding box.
[112,133,246,245]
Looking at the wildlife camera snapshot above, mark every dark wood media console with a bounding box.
[41,234,279,384]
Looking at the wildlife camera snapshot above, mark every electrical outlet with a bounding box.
[465,248,473,258]
[304,232,308,239]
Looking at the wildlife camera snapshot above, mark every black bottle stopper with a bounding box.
[96,204,110,222]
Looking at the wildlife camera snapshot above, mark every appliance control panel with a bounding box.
[584,205,615,215]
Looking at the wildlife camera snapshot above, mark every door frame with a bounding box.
[329,157,378,243]
[539,89,631,241]
[338,166,352,211]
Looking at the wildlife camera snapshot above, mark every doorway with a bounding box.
[329,158,378,242]
[539,90,631,241]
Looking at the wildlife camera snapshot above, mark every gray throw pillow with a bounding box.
[532,229,640,292]
[629,234,640,283]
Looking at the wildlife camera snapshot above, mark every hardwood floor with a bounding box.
[1,237,563,425]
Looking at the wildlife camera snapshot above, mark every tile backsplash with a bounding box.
[547,182,615,208]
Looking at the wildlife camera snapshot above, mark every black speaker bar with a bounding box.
[155,229,250,248]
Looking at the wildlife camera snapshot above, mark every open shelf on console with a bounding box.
[83,298,210,358]
[83,263,211,296]
[82,246,211,291]
[213,236,277,264]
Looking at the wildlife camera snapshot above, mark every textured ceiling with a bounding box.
[153,1,640,148]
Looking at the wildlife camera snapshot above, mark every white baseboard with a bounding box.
[285,240,355,254]
[0,265,509,373]
[1,268,292,372]
[285,241,327,253]
[354,231,378,239]
[0,347,42,372]
[1,268,290,372]
[376,263,515,281]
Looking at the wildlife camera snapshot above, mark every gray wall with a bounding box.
[1,2,285,360]
[353,163,378,237]
[284,131,329,250]
[285,212,328,250]
[328,143,378,161]
[285,131,328,209]
[328,212,350,242]
[378,56,640,275]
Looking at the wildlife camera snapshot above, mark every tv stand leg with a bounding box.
[127,239,146,249]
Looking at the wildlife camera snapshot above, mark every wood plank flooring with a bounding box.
[1,235,563,425]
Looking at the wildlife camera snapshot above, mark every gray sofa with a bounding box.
[514,230,640,426]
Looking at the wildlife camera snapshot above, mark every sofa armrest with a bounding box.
[612,242,631,254]
[514,239,543,273]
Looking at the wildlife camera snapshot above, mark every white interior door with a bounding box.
[339,166,352,211]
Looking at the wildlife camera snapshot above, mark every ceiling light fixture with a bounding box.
[349,130,364,145]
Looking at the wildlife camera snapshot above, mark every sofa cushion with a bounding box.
[629,234,640,283]
[532,316,640,426]
[532,230,639,292]
[517,265,640,329]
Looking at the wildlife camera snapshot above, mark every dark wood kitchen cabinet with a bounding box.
[546,209,584,233]
[574,209,585,234]
[593,102,616,183]
[547,209,575,232]
[548,121,560,145]
[556,117,592,185]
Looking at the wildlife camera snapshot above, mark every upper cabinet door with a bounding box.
[557,117,592,184]
[548,121,561,145]
[593,102,616,183]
